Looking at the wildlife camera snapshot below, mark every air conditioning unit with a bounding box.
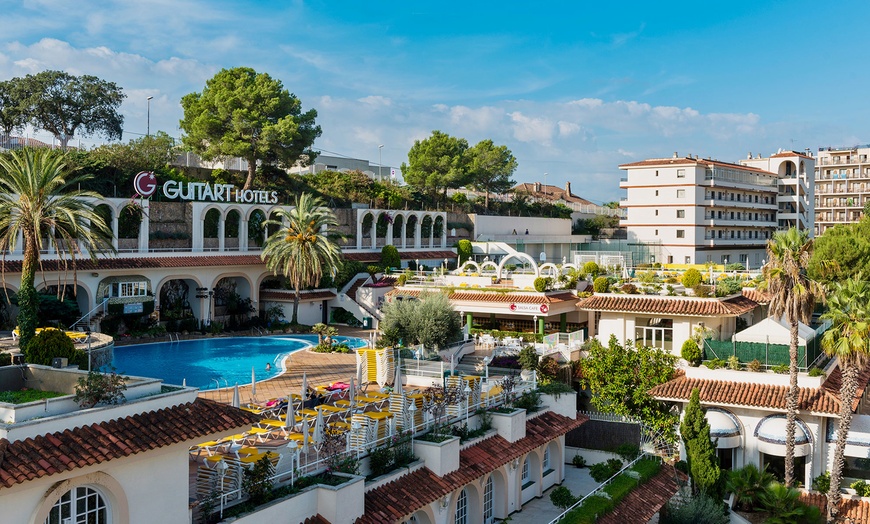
[52,357,68,369]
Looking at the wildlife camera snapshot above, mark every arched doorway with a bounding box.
[213,276,254,329]
[406,215,419,248]
[203,208,221,250]
[248,209,268,249]
[225,209,241,251]
[118,203,143,251]
[158,278,200,332]
[392,214,405,248]
[421,216,433,248]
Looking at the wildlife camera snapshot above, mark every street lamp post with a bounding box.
[146,96,154,137]
[378,144,384,182]
[86,328,92,372]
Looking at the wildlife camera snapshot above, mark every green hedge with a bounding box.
[560,458,662,524]
[704,339,820,370]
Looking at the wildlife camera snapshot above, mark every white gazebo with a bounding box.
[733,316,815,346]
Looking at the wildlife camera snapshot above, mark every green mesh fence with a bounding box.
[703,337,821,370]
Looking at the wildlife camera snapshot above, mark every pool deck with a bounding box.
[197,326,377,405]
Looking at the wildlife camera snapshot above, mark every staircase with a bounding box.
[69,299,108,332]
[345,276,369,302]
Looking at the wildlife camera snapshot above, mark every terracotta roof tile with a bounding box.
[802,492,870,523]
[649,375,842,414]
[771,151,813,159]
[597,466,682,524]
[386,289,576,304]
[357,412,586,524]
[619,156,776,175]
[301,515,331,524]
[0,398,259,490]
[577,294,758,317]
[742,287,772,304]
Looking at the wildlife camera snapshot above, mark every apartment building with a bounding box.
[618,151,814,267]
[814,145,870,235]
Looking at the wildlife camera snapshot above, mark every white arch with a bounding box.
[497,252,540,278]
[538,263,560,277]
[461,260,481,273]
[480,261,499,274]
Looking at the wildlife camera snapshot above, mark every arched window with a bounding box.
[544,447,551,471]
[454,488,467,524]
[46,486,108,524]
[521,457,530,483]
[483,476,494,524]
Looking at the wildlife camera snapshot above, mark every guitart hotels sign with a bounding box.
[134,171,279,205]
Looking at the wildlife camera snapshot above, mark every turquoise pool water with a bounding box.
[110,335,367,390]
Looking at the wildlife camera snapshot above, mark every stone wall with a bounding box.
[148,202,193,249]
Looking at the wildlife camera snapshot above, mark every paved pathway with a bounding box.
[505,465,599,524]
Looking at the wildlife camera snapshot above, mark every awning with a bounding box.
[826,414,870,459]
[754,415,812,457]
[706,408,741,449]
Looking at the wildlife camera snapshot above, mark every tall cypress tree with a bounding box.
[680,388,721,496]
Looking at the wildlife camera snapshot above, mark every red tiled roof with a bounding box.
[386,289,576,304]
[577,294,758,317]
[802,492,870,523]
[619,156,776,175]
[649,375,842,414]
[771,151,813,159]
[512,182,595,206]
[301,515,331,524]
[597,466,683,524]
[1,255,268,273]
[357,412,586,524]
[259,290,337,301]
[742,287,771,304]
[0,398,259,489]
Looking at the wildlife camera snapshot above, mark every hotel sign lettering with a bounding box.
[162,180,279,204]
[508,303,549,314]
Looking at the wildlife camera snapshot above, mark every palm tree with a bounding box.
[0,148,113,349]
[820,277,870,523]
[762,227,821,487]
[261,193,342,325]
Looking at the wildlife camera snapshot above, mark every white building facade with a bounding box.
[814,145,870,236]
[619,151,814,266]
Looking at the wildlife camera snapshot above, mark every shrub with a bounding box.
[395,273,407,286]
[533,277,552,292]
[457,239,473,265]
[589,458,623,482]
[615,444,640,462]
[518,346,539,371]
[514,390,542,412]
[550,486,578,510]
[852,479,870,497]
[662,493,729,524]
[703,358,725,370]
[380,245,401,270]
[772,364,789,374]
[759,481,822,523]
[681,339,702,366]
[24,329,87,369]
[242,455,275,505]
[593,276,610,293]
[747,359,763,372]
[693,284,714,298]
[0,352,11,367]
[725,263,745,271]
[620,283,638,294]
[73,369,128,408]
[368,445,393,478]
[583,261,600,277]
[727,355,741,370]
[726,464,775,511]
[808,367,826,377]
[681,268,702,288]
[572,454,586,468]
[812,471,830,494]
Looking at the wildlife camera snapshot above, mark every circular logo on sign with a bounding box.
[134,171,157,198]
[539,304,549,314]
[509,303,517,311]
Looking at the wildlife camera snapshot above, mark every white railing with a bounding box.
[69,298,108,329]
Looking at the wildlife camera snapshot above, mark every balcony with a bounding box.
[703,198,777,210]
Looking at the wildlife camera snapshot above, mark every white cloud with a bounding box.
[509,112,554,145]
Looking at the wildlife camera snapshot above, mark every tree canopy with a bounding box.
[180,67,321,190]
[401,130,470,205]
[582,335,679,441]
[467,139,517,209]
[21,70,125,148]
[680,388,721,496]
[379,292,461,349]
[808,218,870,285]
[0,78,28,136]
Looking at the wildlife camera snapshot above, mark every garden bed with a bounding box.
[559,458,662,524]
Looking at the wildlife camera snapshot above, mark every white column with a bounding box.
[240,217,249,252]
[356,211,363,250]
[111,213,119,250]
[218,217,225,252]
[440,216,447,248]
[414,217,422,248]
[386,221,394,247]
[138,201,149,253]
[370,217,377,250]
[401,219,407,249]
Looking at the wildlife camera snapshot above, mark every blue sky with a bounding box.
[1,0,869,203]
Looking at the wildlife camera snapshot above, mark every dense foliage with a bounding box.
[23,328,87,368]
[582,335,678,441]
[680,388,721,496]
[379,292,461,349]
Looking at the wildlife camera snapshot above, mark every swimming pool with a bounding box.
[110,335,367,390]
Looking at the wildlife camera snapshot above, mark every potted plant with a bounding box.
[518,345,539,381]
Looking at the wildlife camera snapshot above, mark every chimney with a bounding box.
[565,181,572,196]
[673,152,679,158]
[534,181,542,193]
[747,152,752,159]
